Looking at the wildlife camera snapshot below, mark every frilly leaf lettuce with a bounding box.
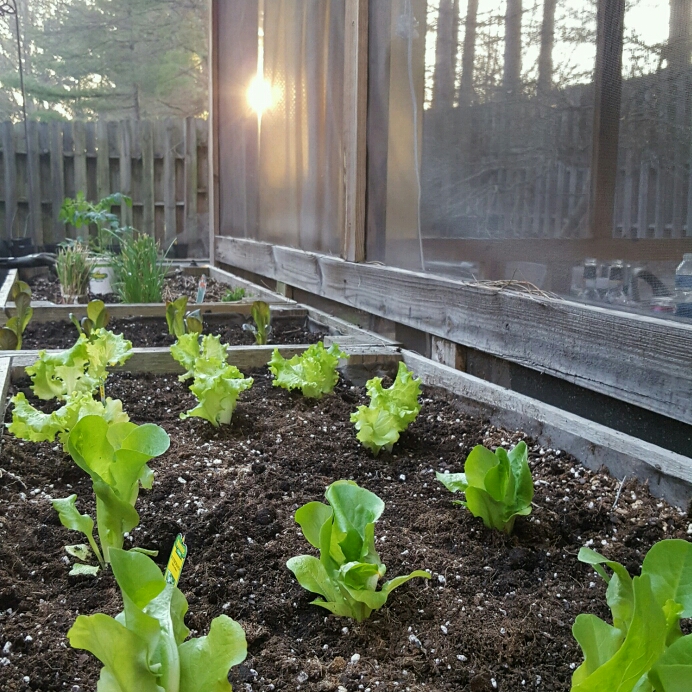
[350,361,422,455]
[27,329,132,401]
[170,333,253,427]
[287,480,430,621]
[8,391,129,450]
[268,342,347,398]
[68,548,247,692]
[436,441,533,534]
[569,539,692,692]
[53,415,170,566]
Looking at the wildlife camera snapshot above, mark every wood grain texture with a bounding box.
[216,235,692,424]
[0,357,10,444]
[0,270,17,310]
[209,265,294,304]
[49,122,65,243]
[403,350,692,506]
[2,122,17,239]
[96,120,110,201]
[141,121,155,234]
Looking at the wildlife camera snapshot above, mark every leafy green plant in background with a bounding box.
[55,242,94,303]
[287,480,430,622]
[350,361,422,455]
[166,296,203,338]
[27,329,132,401]
[0,280,33,350]
[269,342,347,398]
[570,539,692,692]
[70,299,110,339]
[111,230,169,303]
[52,415,170,573]
[436,441,533,534]
[8,391,128,451]
[59,192,132,254]
[243,300,271,345]
[68,548,247,691]
[222,286,246,302]
[170,333,253,427]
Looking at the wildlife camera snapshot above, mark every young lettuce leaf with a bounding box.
[8,391,129,450]
[171,333,253,426]
[570,539,692,692]
[436,441,533,534]
[268,342,347,398]
[166,296,203,338]
[350,362,422,455]
[243,300,271,345]
[68,548,247,692]
[53,415,170,568]
[287,480,430,621]
[70,299,110,339]
[27,329,132,401]
[0,280,33,350]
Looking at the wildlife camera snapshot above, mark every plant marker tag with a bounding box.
[196,274,207,304]
[165,534,188,586]
[99,384,105,403]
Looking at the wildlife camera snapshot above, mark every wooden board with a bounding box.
[216,236,692,425]
[0,269,17,310]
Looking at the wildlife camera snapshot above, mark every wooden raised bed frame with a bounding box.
[1,343,689,507]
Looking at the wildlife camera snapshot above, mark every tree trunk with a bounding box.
[668,0,692,73]
[537,0,556,95]
[432,0,459,110]
[458,0,478,108]
[503,0,522,95]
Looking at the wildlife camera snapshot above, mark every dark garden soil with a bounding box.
[26,271,248,304]
[1,371,690,692]
[20,316,325,349]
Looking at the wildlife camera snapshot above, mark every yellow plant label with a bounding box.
[165,534,187,586]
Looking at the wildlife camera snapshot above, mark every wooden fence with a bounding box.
[0,118,209,255]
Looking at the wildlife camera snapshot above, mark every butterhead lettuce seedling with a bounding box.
[52,415,170,572]
[436,441,533,534]
[268,342,347,398]
[68,548,247,692]
[243,300,271,344]
[350,361,422,455]
[571,539,692,692]
[287,480,430,621]
[70,299,110,339]
[0,280,33,350]
[171,333,253,426]
[166,296,203,338]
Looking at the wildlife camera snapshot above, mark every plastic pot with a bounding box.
[10,238,35,257]
[89,260,115,295]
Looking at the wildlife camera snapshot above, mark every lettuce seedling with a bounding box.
[571,539,692,691]
[350,361,422,455]
[52,414,170,570]
[287,480,430,621]
[68,548,247,691]
[27,328,132,401]
[0,280,33,350]
[268,342,347,398]
[8,391,128,450]
[243,300,271,345]
[171,333,253,426]
[166,296,203,338]
[70,299,110,339]
[436,441,532,534]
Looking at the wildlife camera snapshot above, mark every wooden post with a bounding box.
[184,116,198,243]
[342,0,368,262]
[118,121,133,227]
[141,120,155,235]
[163,119,177,249]
[26,120,42,246]
[2,122,17,240]
[588,0,626,240]
[73,121,88,201]
[49,122,65,244]
[96,120,110,201]
[431,336,466,371]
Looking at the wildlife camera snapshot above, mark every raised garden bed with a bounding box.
[0,347,689,692]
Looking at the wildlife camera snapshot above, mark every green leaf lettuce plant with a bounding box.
[570,539,692,692]
[268,342,347,398]
[170,333,253,427]
[70,299,110,339]
[436,441,533,534]
[0,280,33,350]
[287,480,430,621]
[52,415,170,571]
[350,361,422,455]
[242,300,271,345]
[68,547,247,691]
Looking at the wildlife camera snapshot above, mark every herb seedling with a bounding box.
[351,361,422,455]
[287,480,430,621]
[166,296,203,338]
[70,299,110,339]
[222,286,246,302]
[68,548,247,689]
[56,242,95,303]
[0,280,33,350]
[243,300,271,344]
[436,441,533,534]
[571,539,692,691]
[170,333,253,426]
[111,230,168,303]
[269,342,347,398]
[52,415,170,572]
